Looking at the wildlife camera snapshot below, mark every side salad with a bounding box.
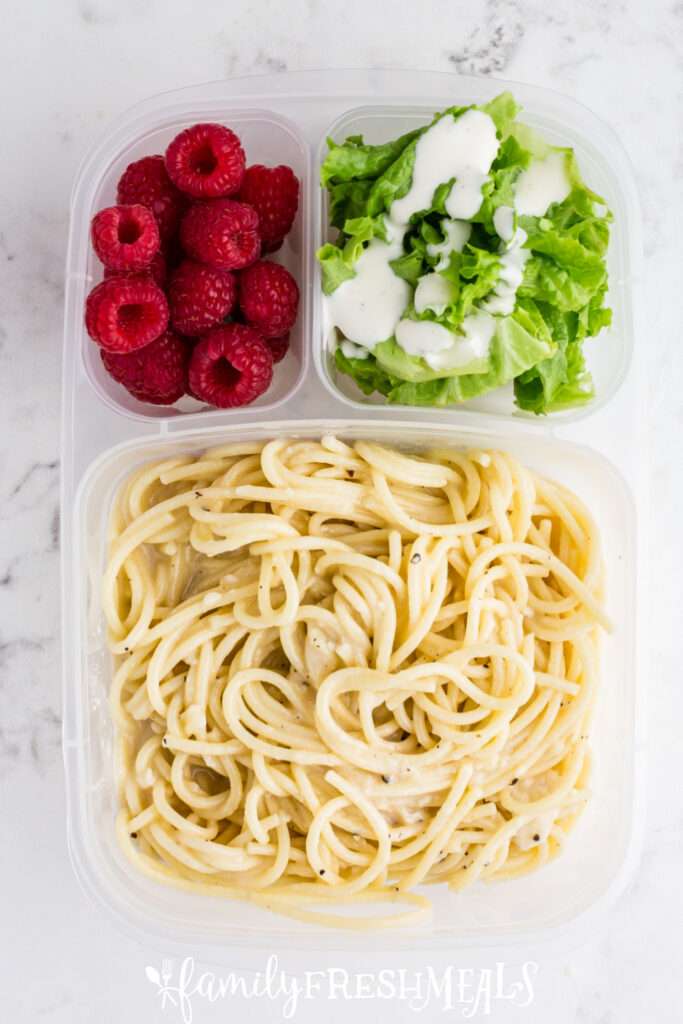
[318,93,612,413]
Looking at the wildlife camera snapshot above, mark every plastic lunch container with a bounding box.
[61,69,644,956]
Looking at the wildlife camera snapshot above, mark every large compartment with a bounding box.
[63,419,637,953]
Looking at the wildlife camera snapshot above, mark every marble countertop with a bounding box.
[1,1,680,1020]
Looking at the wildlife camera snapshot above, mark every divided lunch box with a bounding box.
[61,69,644,958]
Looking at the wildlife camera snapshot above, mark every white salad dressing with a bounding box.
[395,319,456,360]
[423,218,473,272]
[391,109,499,224]
[492,204,515,242]
[514,151,571,217]
[483,208,530,316]
[404,309,497,372]
[325,109,499,349]
[414,273,454,316]
[325,236,410,348]
[426,218,471,271]
[340,339,370,360]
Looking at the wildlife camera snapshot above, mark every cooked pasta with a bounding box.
[105,436,608,928]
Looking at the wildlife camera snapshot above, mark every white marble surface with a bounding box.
[1,0,681,1020]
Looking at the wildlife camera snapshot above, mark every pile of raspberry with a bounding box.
[84,123,300,408]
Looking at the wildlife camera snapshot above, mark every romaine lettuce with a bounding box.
[319,92,612,415]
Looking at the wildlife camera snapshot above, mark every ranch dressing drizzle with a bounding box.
[514,150,571,217]
[414,273,454,316]
[390,109,499,225]
[423,311,497,371]
[395,310,497,373]
[325,109,500,350]
[482,206,529,316]
[426,219,471,271]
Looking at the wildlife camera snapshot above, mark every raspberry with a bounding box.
[167,259,236,336]
[237,260,299,338]
[85,275,169,353]
[265,333,290,363]
[165,123,245,199]
[238,165,299,252]
[101,330,189,405]
[104,249,166,288]
[117,155,186,243]
[91,204,160,272]
[188,324,273,408]
[163,233,185,271]
[180,199,260,271]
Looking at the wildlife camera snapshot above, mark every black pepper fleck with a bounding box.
[511,778,519,786]
[130,832,138,839]
[319,869,326,876]
[381,774,390,784]
[533,834,540,842]
[410,553,422,564]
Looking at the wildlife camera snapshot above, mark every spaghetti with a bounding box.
[105,436,608,928]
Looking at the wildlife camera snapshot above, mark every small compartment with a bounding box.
[63,419,637,953]
[67,108,311,422]
[315,95,638,423]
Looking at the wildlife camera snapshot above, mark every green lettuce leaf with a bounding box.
[334,348,399,396]
[480,92,520,137]
[437,245,501,324]
[373,337,490,383]
[321,128,423,187]
[512,298,601,413]
[318,243,356,295]
[336,311,554,406]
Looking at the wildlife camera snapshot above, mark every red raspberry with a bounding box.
[116,155,186,243]
[104,249,166,288]
[165,123,245,199]
[163,233,185,271]
[188,324,273,408]
[101,330,189,405]
[238,260,299,338]
[180,199,260,271]
[91,204,160,272]
[85,275,169,353]
[265,333,290,363]
[238,165,299,252]
[167,259,236,336]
